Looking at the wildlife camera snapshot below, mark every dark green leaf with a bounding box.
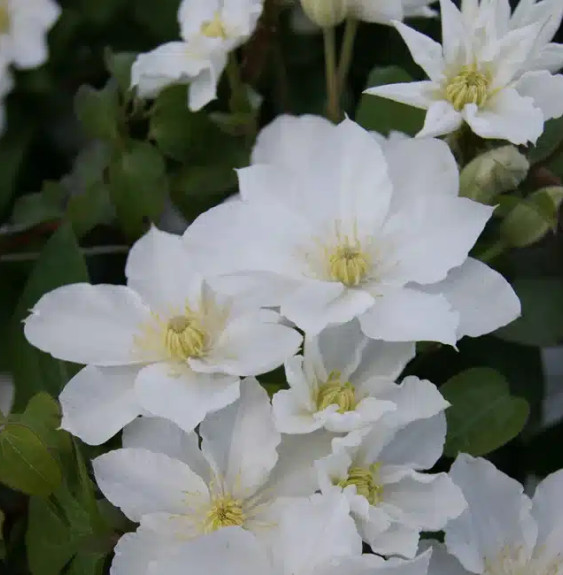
[0,424,62,496]
[11,182,66,229]
[356,66,425,136]
[74,83,121,142]
[104,49,137,95]
[67,182,114,238]
[109,141,167,238]
[495,278,563,347]
[10,224,88,409]
[441,367,530,457]
[529,116,563,164]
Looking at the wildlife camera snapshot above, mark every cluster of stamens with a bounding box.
[316,371,357,414]
[337,464,383,506]
[164,313,207,361]
[445,65,491,111]
[200,11,228,39]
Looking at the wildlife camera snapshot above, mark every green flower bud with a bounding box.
[300,0,347,27]
[460,146,530,205]
[500,186,563,248]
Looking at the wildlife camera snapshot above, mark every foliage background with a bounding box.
[0,0,562,573]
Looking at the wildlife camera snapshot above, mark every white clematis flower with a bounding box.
[0,0,60,69]
[131,0,263,111]
[433,454,563,575]
[184,114,520,344]
[24,227,301,445]
[315,410,466,558]
[154,493,433,575]
[365,0,563,144]
[93,380,334,575]
[273,320,418,434]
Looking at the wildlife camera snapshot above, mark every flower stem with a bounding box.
[337,17,358,94]
[226,53,250,114]
[323,26,340,123]
[478,239,507,263]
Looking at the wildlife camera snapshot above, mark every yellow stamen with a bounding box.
[316,371,357,414]
[164,313,206,361]
[445,65,490,111]
[337,464,383,505]
[201,12,228,39]
[0,2,10,34]
[328,241,370,287]
[204,495,245,533]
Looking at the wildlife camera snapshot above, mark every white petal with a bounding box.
[272,389,323,434]
[365,81,436,110]
[439,0,469,63]
[394,22,444,81]
[24,284,156,366]
[319,549,432,575]
[352,340,416,387]
[282,281,375,335]
[178,0,217,39]
[60,366,141,446]
[515,71,563,121]
[463,89,544,145]
[384,137,459,217]
[122,417,211,482]
[93,448,208,522]
[325,398,396,433]
[531,469,563,563]
[191,311,301,376]
[445,454,537,572]
[363,516,420,558]
[200,378,280,497]
[419,541,472,575]
[417,101,463,138]
[349,0,403,23]
[125,226,203,315]
[273,494,362,574]
[135,363,240,433]
[383,470,467,531]
[359,288,459,345]
[420,257,521,339]
[532,43,563,74]
[379,413,447,470]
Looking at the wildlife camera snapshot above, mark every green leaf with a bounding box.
[67,182,114,239]
[11,182,66,229]
[356,66,425,136]
[0,423,62,496]
[529,116,563,164]
[65,552,107,575]
[109,141,167,238]
[104,49,137,95]
[441,367,530,457]
[74,83,121,142]
[495,278,563,347]
[0,508,4,561]
[10,224,89,409]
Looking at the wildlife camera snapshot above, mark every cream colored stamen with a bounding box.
[201,12,228,39]
[0,2,10,34]
[204,495,245,533]
[337,464,383,505]
[445,65,490,111]
[316,371,357,414]
[328,242,370,287]
[164,314,206,360]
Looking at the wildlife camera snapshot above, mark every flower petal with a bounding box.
[531,469,563,564]
[394,22,444,81]
[24,284,157,366]
[445,454,537,572]
[359,288,459,345]
[349,0,403,23]
[420,257,521,339]
[135,363,240,433]
[60,366,141,446]
[515,70,563,121]
[272,389,323,434]
[417,101,463,138]
[365,81,436,110]
[93,448,209,522]
[419,541,472,575]
[200,378,280,497]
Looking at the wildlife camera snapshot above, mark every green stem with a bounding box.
[337,17,358,95]
[323,26,340,123]
[478,239,507,263]
[226,53,249,114]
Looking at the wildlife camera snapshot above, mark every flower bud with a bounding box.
[300,0,347,27]
[460,146,530,205]
[500,186,563,248]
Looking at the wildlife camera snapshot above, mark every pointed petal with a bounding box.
[394,22,445,81]
[531,469,563,564]
[365,81,436,110]
[516,70,563,121]
[417,101,463,138]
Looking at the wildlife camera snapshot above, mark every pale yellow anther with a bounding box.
[328,243,370,287]
[164,314,206,360]
[337,464,383,506]
[204,495,245,533]
[316,371,357,414]
[201,12,228,39]
[0,1,10,34]
[445,65,490,111]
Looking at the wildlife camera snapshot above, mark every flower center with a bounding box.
[204,495,245,533]
[445,65,490,111]
[328,242,370,287]
[164,314,206,360]
[0,1,10,34]
[337,464,383,506]
[201,12,228,39]
[484,547,563,575]
[316,371,357,414]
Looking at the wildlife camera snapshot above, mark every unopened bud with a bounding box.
[460,146,530,204]
[500,186,563,248]
[300,0,347,27]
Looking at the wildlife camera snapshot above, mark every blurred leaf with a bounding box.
[356,66,425,136]
[0,508,4,561]
[104,49,137,95]
[11,182,66,229]
[10,224,88,409]
[65,552,107,575]
[495,278,563,347]
[0,424,62,496]
[67,182,114,239]
[109,141,167,238]
[529,116,563,164]
[441,367,530,457]
[74,83,121,142]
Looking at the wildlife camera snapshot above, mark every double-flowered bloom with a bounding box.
[366,0,563,144]
[184,114,520,345]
